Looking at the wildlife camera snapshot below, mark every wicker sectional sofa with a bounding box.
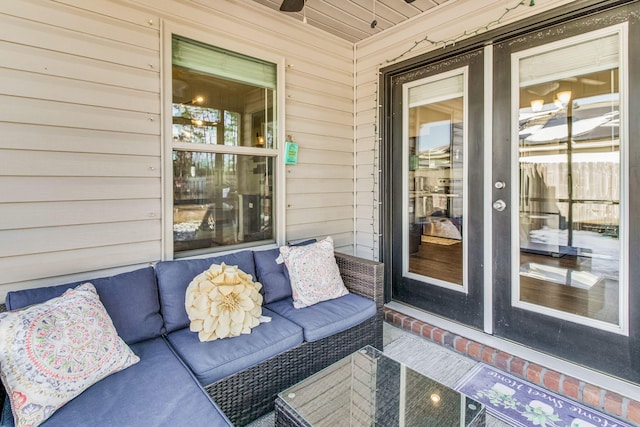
[0,248,383,427]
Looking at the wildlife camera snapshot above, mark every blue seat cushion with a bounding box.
[166,308,303,386]
[265,294,376,342]
[155,250,256,333]
[253,240,317,304]
[0,338,232,427]
[4,267,163,345]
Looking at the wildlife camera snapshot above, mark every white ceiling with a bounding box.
[250,0,453,43]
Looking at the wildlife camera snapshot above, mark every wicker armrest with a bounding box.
[335,252,384,311]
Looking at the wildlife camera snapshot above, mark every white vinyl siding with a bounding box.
[0,0,161,299]
[0,0,354,300]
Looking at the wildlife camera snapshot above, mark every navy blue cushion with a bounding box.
[155,251,256,333]
[4,267,163,345]
[254,239,317,304]
[253,248,289,303]
[166,308,303,386]
[0,338,232,427]
[265,294,376,342]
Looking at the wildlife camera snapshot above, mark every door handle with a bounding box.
[493,199,507,211]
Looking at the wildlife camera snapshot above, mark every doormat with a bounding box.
[454,364,632,427]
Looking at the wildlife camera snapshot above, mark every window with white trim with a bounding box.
[171,35,278,257]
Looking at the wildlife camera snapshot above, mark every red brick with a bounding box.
[495,351,511,371]
[561,377,580,400]
[526,364,544,385]
[455,337,470,354]
[393,313,407,327]
[481,346,497,364]
[411,320,423,335]
[542,370,561,392]
[467,342,483,360]
[432,328,446,344]
[628,400,640,425]
[509,357,526,377]
[383,309,394,322]
[421,324,436,340]
[582,384,602,407]
[603,391,623,416]
[402,317,414,330]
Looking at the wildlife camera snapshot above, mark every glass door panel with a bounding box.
[405,70,466,291]
[513,28,626,331]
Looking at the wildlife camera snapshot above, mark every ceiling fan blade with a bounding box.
[280,0,305,12]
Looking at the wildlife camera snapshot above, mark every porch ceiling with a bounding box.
[250,0,453,43]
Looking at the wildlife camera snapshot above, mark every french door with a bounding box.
[491,6,639,382]
[384,1,640,382]
[387,48,486,329]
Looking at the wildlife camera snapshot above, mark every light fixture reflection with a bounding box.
[557,91,572,104]
[530,99,544,112]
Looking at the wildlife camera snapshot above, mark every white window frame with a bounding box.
[161,21,287,260]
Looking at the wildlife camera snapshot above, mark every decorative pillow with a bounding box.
[0,283,140,427]
[185,263,263,341]
[277,236,348,308]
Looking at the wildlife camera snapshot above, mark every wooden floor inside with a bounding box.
[409,242,618,323]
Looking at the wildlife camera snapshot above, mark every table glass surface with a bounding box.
[278,346,484,426]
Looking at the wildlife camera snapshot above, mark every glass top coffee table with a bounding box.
[275,346,485,426]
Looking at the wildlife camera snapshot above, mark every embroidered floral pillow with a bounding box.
[277,236,348,308]
[0,283,140,427]
[185,263,263,341]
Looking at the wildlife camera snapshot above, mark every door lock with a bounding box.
[494,181,506,189]
[493,199,507,212]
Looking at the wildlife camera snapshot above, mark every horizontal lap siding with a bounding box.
[353,0,577,260]
[0,0,161,300]
[0,0,354,300]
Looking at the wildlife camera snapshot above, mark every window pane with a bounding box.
[407,73,465,288]
[517,37,622,325]
[173,151,274,255]
[171,36,277,149]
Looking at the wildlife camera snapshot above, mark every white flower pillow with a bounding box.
[277,236,348,308]
[185,263,263,341]
[0,283,139,427]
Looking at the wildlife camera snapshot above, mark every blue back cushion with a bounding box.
[155,250,256,333]
[253,248,289,303]
[5,267,163,345]
[254,239,317,304]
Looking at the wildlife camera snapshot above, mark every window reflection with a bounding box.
[406,72,465,288]
[518,68,621,324]
[173,152,273,253]
[171,35,277,257]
